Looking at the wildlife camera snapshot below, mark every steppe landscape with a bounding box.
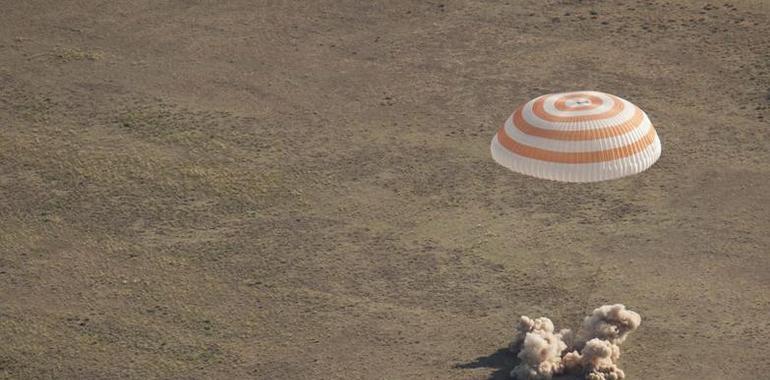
[1,1,769,379]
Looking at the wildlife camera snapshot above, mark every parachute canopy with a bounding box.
[490,91,661,182]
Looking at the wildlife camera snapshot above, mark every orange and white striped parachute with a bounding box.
[490,91,661,182]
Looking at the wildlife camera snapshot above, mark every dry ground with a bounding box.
[1,1,769,379]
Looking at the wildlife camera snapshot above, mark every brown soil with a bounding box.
[1,1,769,379]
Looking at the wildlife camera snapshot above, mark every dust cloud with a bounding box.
[509,304,641,380]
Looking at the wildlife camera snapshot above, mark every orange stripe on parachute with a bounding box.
[496,123,657,164]
[512,105,646,141]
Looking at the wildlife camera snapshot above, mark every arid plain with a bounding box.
[1,1,769,379]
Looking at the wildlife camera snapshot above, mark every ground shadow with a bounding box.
[455,347,582,380]
[454,347,518,380]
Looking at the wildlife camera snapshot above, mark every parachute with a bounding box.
[490,91,661,182]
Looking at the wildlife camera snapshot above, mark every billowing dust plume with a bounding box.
[509,304,641,380]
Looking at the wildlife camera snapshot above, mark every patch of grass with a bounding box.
[53,47,103,61]
[26,47,104,63]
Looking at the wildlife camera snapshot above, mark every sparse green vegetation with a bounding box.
[53,47,103,62]
[1,1,769,379]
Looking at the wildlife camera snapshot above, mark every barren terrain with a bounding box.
[1,1,769,379]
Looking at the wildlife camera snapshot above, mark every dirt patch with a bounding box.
[1,1,769,379]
